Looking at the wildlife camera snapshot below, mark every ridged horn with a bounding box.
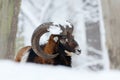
[31,22,59,59]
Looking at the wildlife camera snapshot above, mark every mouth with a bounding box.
[74,46,81,55]
[64,49,81,56]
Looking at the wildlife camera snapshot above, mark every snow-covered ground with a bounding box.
[0,60,120,80]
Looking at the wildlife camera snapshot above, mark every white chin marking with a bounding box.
[53,37,58,42]
[64,50,73,56]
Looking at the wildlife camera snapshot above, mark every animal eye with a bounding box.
[61,36,66,39]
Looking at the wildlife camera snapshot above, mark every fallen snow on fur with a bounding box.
[40,24,62,45]
[0,60,120,80]
[40,21,73,45]
[53,20,73,28]
[48,25,62,34]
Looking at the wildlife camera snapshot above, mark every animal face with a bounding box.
[59,34,80,53]
[31,22,81,59]
[50,34,80,53]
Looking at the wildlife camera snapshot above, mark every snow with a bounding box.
[3,0,117,74]
[18,0,84,47]
[53,20,73,28]
[0,60,120,80]
[40,22,70,45]
[82,0,100,22]
[40,24,62,45]
[98,0,110,70]
[48,25,62,34]
[18,0,110,71]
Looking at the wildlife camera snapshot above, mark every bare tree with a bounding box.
[101,0,120,69]
[0,0,21,59]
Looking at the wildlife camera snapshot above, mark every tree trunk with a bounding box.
[101,0,120,69]
[0,0,21,60]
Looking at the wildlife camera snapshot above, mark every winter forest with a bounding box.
[0,0,120,80]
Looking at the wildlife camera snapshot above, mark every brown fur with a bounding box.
[44,34,59,54]
[38,34,59,64]
[15,46,31,62]
[15,35,59,64]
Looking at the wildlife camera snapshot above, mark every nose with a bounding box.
[75,49,81,55]
[77,49,81,53]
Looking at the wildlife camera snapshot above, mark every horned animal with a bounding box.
[15,22,81,67]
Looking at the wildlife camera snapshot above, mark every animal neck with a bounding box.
[43,38,59,54]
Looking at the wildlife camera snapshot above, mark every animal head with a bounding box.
[31,22,81,59]
[59,23,81,53]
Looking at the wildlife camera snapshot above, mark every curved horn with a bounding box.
[31,22,59,59]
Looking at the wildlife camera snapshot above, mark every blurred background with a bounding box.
[0,0,120,71]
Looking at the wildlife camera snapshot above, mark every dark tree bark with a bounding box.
[0,0,21,59]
